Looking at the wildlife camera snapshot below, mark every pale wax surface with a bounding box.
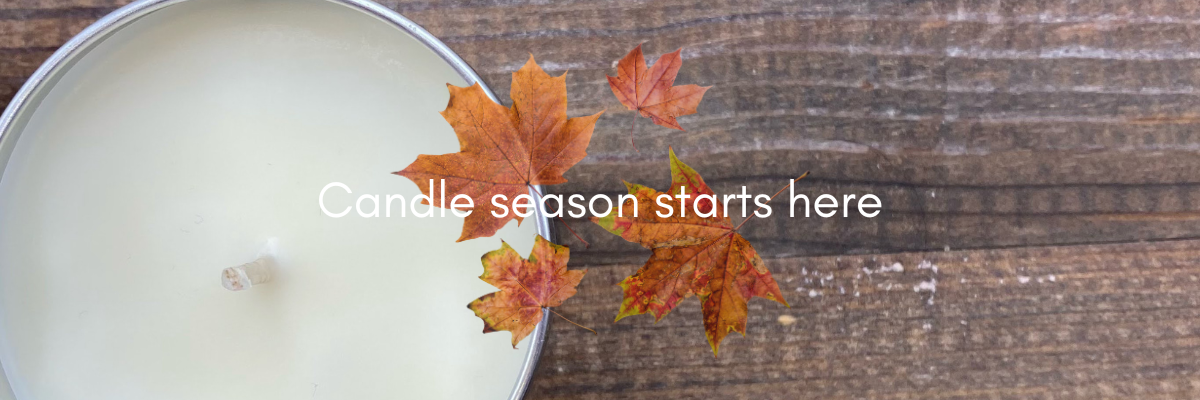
[0,0,536,398]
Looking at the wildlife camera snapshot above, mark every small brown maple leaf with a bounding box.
[607,44,711,150]
[592,148,805,355]
[468,235,588,347]
[395,56,603,242]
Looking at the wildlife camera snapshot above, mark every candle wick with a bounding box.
[221,256,277,291]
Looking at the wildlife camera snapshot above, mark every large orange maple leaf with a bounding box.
[607,44,710,149]
[468,235,587,347]
[592,148,792,355]
[395,56,603,242]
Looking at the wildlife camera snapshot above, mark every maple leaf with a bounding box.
[607,44,711,150]
[395,56,603,242]
[468,235,587,347]
[592,148,801,355]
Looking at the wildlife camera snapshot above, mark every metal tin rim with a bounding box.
[0,1,550,399]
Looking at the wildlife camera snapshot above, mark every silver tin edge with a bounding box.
[0,1,551,399]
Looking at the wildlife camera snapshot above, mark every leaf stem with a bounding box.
[630,112,639,152]
[547,308,597,335]
[527,185,591,248]
[733,172,810,232]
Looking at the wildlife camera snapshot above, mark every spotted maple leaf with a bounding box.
[593,148,798,355]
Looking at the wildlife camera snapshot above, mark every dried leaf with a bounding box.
[395,56,603,241]
[592,148,786,355]
[468,235,587,348]
[608,44,710,131]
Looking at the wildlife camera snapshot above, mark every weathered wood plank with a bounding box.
[552,146,1200,263]
[0,1,127,11]
[530,240,1200,399]
[0,17,100,49]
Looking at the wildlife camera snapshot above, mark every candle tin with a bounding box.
[0,1,552,399]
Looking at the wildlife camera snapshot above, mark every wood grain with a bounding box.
[533,239,1200,399]
[4,0,1200,398]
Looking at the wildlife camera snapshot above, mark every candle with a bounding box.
[0,0,543,399]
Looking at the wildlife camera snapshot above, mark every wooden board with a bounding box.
[532,240,1200,399]
[5,0,1200,398]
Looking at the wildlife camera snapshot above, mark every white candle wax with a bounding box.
[0,0,539,399]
